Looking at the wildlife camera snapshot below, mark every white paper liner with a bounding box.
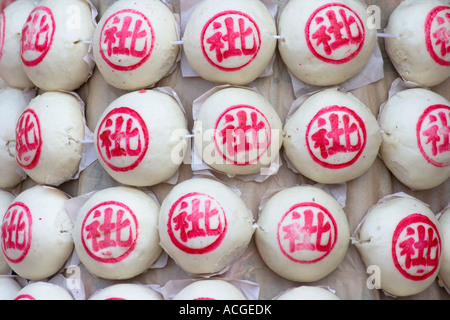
[161,277,260,300]
[179,0,278,79]
[190,84,282,183]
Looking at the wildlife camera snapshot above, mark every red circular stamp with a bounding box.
[167,192,227,254]
[14,294,35,300]
[425,5,450,67]
[277,202,338,264]
[99,9,155,71]
[1,202,32,264]
[392,213,441,281]
[416,104,450,168]
[81,201,139,264]
[96,106,149,172]
[0,13,5,61]
[305,3,365,65]
[20,6,55,67]
[214,104,271,166]
[15,109,42,170]
[305,105,367,169]
[201,10,261,72]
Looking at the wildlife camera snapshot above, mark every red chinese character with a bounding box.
[422,111,450,156]
[15,109,42,170]
[399,225,439,271]
[201,10,261,71]
[425,6,450,66]
[1,203,32,263]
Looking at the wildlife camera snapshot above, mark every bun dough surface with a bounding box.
[182,0,277,85]
[159,178,254,275]
[194,87,283,176]
[276,286,340,300]
[0,0,35,89]
[354,195,442,297]
[93,0,179,90]
[73,186,162,280]
[20,0,95,91]
[255,185,350,282]
[385,0,450,87]
[378,88,450,190]
[15,91,85,186]
[278,0,377,86]
[283,89,381,184]
[0,277,21,300]
[172,280,247,300]
[89,283,162,300]
[1,186,73,280]
[0,189,14,274]
[14,282,73,300]
[94,89,188,187]
[0,87,30,189]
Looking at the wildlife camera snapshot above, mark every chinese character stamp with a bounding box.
[201,10,261,71]
[425,5,450,67]
[392,213,441,281]
[214,104,271,166]
[20,6,55,67]
[306,105,367,169]
[167,192,227,254]
[15,109,42,170]
[416,104,450,168]
[1,202,32,264]
[99,9,155,71]
[305,3,365,64]
[81,201,138,263]
[277,202,337,263]
[96,107,149,172]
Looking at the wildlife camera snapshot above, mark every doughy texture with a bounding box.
[438,207,450,289]
[93,0,179,90]
[0,0,35,89]
[173,280,246,300]
[278,0,377,86]
[20,0,95,91]
[354,196,442,297]
[0,189,14,274]
[73,186,162,280]
[378,88,450,190]
[0,87,30,189]
[385,0,450,87]
[283,89,381,184]
[89,283,162,300]
[94,89,188,187]
[276,286,340,300]
[14,282,73,300]
[194,87,283,176]
[255,185,350,282]
[0,278,21,300]
[158,178,254,275]
[15,91,85,186]
[1,186,73,281]
[182,0,277,85]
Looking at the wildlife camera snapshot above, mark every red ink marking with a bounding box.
[0,13,5,61]
[305,3,365,64]
[96,106,149,172]
[416,104,450,168]
[1,202,32,264]
[305,105,367,169]
[201,10,261,71]
[277,202,337,264]
[81,201,139,264]
[15,109,42,170]
[105,297,127,300]
[167,192,227,254]
[20,6,55,67]
[99,9,155,71]
[425,6,450,67]
[214,104,271,166]
[392,213,441,281]
[0,0,15,13]
[14,294,35,300]
[194,297,216,300]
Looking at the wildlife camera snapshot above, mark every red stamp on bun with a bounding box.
[15,109,42,170]
[305,3,365,64]
[1,202,33,264]
[20,6,55,67]
[167,192,227,254]
[425,5,450,67]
